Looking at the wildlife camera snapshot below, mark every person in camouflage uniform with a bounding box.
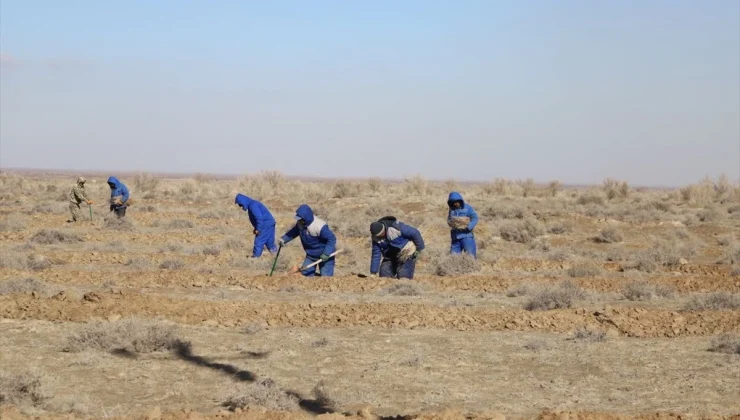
[68,177,93,222]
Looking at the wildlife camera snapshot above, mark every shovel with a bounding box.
[289,250,343,275]
[88,204,93,222]
[268,244,283,277]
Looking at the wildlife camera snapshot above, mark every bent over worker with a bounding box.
[369,216,425,279]
[68,177,93,222]
[107,176,130,218]
[235,194,278,258]
[447,191,478,257]
[279,204,337,276]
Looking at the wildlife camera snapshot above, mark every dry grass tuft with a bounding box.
[167,219,194,229]
[0,278,56,296]
[311,338,330,348]
[718,245,740,265]
[0,370,52,407]
[684,293,740,311]
[311,380,338,410]
[0,252,29,270]
[222,378,299,411]
[524,280,586,311]
[523,338,551,352]
[201,245,221,256]
[548,223,571,235]
[572,326,607,342]
[0,215,27,232]
[594,227,624,243]
[124,257,150,269]
[381,282,422,296]
[567,262,602,278]
[133,173,160,192]
[708,334,740,355]
[66,318,179,353]
[622,281,675,301]
[30,229,82,244]
[159,259,185,270]
[435,253,480,276]
[103,216,135,231]
[498,219,544,243]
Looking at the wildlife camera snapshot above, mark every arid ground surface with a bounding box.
[1,172,739,419]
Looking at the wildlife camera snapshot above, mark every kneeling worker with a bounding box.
[369,216,425,279]
[279,204,337,277]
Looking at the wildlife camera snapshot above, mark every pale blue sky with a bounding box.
[1,0,738,186]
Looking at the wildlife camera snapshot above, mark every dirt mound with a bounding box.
[2,292,739,337]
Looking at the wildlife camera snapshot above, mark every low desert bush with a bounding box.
[603,178,629,200]
[482,203,526,220]
[124,257,150,269]
[593,227,623,243]
[718,245,740,265]
[498,219,545,243]
[0,278,56,296]
[523,338,551,352]
[524,280,586,311]
[27,255,53,271]
[622,281,675,301]
[167,219,194,229]
[0,216,27,232]
[223,238,246,249]
[435,253,480,276]
[576,192,605,206]
[103,216,135,231]
[0,252,28,270]
[684,293,740,311]
[202,245,221,256]
[222,378,299,411]
[567,262,602,278]
[0,370,51,406]
[311,338,330,348]
[159,259,185,270]
[572,326,607,342]
[65,318,179,353]
[708,334,740,355]
[133,173,160,192]
[30,229,82,244]
[381,282,422,296]
[547,223,571,235]
[626,241,697,272]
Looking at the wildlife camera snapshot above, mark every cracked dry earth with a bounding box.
[1,175,740,419]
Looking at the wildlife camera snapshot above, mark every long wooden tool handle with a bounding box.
[303,249,343,270]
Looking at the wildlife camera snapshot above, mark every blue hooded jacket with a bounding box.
[107,177,130,204]
[370,217,425,273]
[281,204,336,259]
[447,192,478,239]
[235,194,276,231]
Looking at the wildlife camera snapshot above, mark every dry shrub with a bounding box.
[684,293,740,311]
[103,215,135,231]
[0,371,52,407]
[524,280,586,311]
[482,203,526,220]
[0,278,56,296]
[159,259,185,270]
[335,219,367,239]
[603,178,629,200]
[167,219,194,229]
[66,318,179,353]
[622,281,675,301]
[718,245,740,265]
[311,338,330,348]
[30,229,82,244]
[133,173,160,192]
[529,239,551,252]
[124,257,150,269]
[572,326,607,342]
[594,227,623,243]
[180,181,198,195]
[333,180,360,198]
[567,261,602,278]
[523,338,551,352]
[435,253,480,276]
[0,252,28,270]
[160,243,184,253]
[0,215,27,232]
[193,173,216,183]
[697,207,725,223]
[627,241,696,272]
[30,203,59,214]
[404,175,428,196]
[381,282,422,296]
[311,381,338,411]
[448,216,470,230]
[731,266,740,276]
[367,177,382,193]
[506,283,534,297]
[223,238,246,249]
[499,219,544,243]
[222,378,299,411]
[717,235,734,246]
[708,334,740,355]
[517,178,536,197]
[547,180,562,197]
[576,192,605,206]
[548,223,571,235]
[27,254,53,271]
[202,245,221,256]
[199,210,225,220]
